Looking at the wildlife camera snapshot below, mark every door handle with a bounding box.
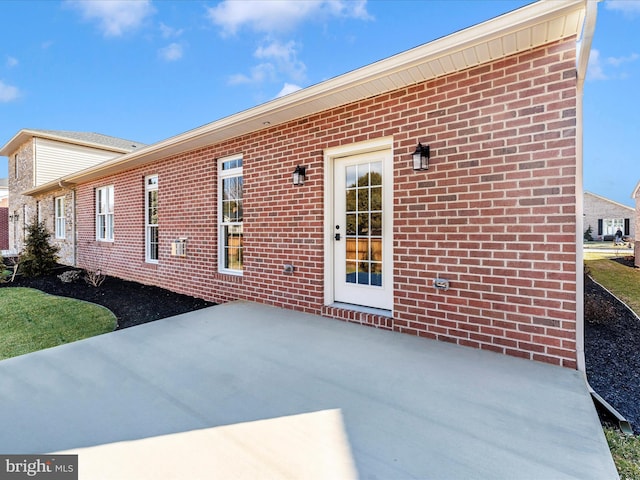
[335,233,341,241]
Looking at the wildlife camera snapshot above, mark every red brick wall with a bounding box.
[76,38,578,367]
[0,207,8,250]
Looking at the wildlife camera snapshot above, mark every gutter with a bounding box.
[575,0,633,435]
[575,0,599,374]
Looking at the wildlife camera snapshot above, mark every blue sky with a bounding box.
[0,0,638,206]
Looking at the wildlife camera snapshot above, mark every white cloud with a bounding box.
[159,22,183,39]
[605,0,640,16]
[607,53,639,67]
[587,49,607,80]
[213,1,370,91]
[207,0,371,35]
[276,82,302,98]
[66,0,155,37]
[158,43,183,61]
[41,40,54,49]
[0,80,20,102]
[587,48,639,81]
[255,40,306,81]
[228,63,277,85]
[6,56,18,68]
[228,40,306,87]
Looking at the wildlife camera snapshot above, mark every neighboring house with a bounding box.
[0,130,144,262]
[633,181,640,267]
[584,191,635,241]
[2,0,597,369]
[0,178,8,250]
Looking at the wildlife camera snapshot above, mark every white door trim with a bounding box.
[323,136,394,309]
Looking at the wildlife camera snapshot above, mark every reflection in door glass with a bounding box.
[344,161,383,287]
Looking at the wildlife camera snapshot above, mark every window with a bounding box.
[55,197,65,239]
[96,186,114,241]
[219,156,243,274]
[14,154,18,178]
[145,175,159,263]
[602,218,624,236]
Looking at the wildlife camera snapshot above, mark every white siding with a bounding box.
[34,138,122,186]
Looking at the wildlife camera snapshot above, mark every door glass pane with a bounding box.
[346,261,357,284]
[356,238,369,262]
[346,190,356,212]
[358,188,369,211]
[357,261,370,285]
[346,166,357,188]
[346,238,356,261]
[357,213,369,235]
[370,238,382,262]
[344,161,383,287]
[371,212,382,236]
[370,162,382,185]
[371,262,382,286]
[371,187,382,211]
[346,214,357,236]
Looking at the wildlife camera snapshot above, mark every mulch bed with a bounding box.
[2,262,638,433]
[0,266,214,329]
[584,258,640,434]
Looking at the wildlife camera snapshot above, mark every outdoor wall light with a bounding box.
[292,165,306,186]
[412,143,430,171]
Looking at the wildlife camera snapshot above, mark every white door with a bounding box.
[333,151,393,310]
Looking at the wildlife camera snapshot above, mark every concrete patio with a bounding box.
[0,301,617,479]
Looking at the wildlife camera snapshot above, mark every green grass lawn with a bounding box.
[586,258,640,315]
[0,287,117,360]
[605,427,640,479]
[585,257,640,478]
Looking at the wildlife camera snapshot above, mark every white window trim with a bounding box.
[96,185,114,242]
[55,196,65,239]
[218,155,243,276]
[145,175,159,264]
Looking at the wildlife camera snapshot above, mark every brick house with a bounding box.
[583,191,634,241]
[0,130,143,261]
[3,0,597,368]
[633,181,640,267]
[0,179,7,250]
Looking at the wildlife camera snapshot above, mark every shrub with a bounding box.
[584,225,594,242]
[20,221,60,277]
[58,270,81,284]
[584,292,616,325]
[0,256,10,283]
[84,269,106,288]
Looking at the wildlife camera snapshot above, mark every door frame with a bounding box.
[323,136,394,311]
